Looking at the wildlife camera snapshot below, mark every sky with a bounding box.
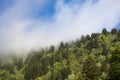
[0,0,120,54]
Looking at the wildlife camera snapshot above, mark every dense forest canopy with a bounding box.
[0,28,120,80]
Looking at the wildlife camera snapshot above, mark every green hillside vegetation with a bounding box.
[0,28,120,80]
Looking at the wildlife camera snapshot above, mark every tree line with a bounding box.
[0,28,120,80]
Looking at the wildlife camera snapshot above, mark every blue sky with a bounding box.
[0,0,14,14]
[0,0,86,19]
[0,0,120,53]
[28,0,56,19]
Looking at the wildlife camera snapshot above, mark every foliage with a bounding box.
[0,28,120,80]
[109,45,120,80]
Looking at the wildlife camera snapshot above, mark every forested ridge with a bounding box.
[0,28,120,80]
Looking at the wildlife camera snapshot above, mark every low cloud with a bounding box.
[0,0,120,54]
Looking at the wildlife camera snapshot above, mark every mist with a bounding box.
[0,0,120,54]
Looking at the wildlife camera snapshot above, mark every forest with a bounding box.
[0,28,120,80]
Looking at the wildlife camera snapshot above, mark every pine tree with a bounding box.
[111,28,117,34]
[109,48,120,80]
[82,55,101,80]
[102,28,108,35]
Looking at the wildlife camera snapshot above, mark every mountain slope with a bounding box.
[0,28,120,80]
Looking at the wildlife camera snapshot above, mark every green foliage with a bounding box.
[0,28,120,80]
[109,46,120,80]
[111,28,117,34]
[102,28,108,35]
[82,55,101,80]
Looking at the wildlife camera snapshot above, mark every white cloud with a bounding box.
[0,0,120,54]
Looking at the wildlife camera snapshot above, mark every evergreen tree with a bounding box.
[102,28,108,35]
[111,28,117,34]
[49,45,55,52]
[109,48,120,80]
[83,55,101,80]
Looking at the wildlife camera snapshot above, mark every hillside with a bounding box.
[0,28,120,80]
